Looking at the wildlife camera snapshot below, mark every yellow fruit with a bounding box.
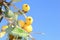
[23,25,32,33]
[0,31,6,38]
[25,16,33,25]
[22,4,30,13]
[2,26,8,31]
[18,20,25,28]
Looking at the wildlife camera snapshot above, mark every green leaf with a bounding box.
[10,27,28,37]
[6,26,14,34]
[4,10,14,18]
[12,0,22,2]
[13,12,18,21]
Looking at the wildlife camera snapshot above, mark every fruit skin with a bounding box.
[18,16,33,33]
[23,25,32,33]
[2,26,8,31]
[22,4,30,13]
[25,16,33,26]
[18,20,25,28]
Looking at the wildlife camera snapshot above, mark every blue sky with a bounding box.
[0,0,60,40]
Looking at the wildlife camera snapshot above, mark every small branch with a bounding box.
[10,3,27,18]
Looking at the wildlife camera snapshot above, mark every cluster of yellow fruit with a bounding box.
[18,16,33,33]
[0,4,32,38]
[1,16,33,33]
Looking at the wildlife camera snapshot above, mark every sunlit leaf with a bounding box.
[12,0,22,2]
[10,27,28,37]
[0,32,6,38]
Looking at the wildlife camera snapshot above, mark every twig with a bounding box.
[10,3,27,18]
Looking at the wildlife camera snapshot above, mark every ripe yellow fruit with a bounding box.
[25,16,33,26]
[23,25,32,33]
[22,4,30,13]
[18,20,25,28]
[2,26,8,31]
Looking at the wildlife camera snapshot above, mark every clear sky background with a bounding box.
[0,0,60,40]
